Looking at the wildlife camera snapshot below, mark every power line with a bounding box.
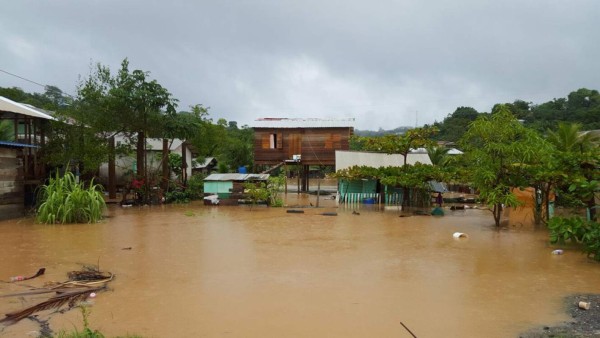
[0,68,47,89]
[0,68,75,98]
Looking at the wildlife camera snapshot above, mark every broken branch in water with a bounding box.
[7,268,46,283]
[1,267,114,325]
[400,321,418,338]
[25,268,46,281]
[0,286,104,325]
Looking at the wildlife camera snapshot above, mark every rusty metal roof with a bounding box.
[252,118,355,129]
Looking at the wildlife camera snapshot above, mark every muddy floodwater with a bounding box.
[1,194,600,338]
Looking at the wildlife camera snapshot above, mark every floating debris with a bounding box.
[453,232,468,239]
[321,212,337,216]
[8,268,45,283]
[579,301,591,310]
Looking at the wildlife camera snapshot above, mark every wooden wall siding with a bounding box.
[254,127,353,165]
[0,147,25,220]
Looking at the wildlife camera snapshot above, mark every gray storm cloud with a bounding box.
[1,0,599,130]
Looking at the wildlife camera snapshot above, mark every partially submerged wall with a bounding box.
[0,147,24,220]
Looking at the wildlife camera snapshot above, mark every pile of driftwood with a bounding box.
[0,266,113,325]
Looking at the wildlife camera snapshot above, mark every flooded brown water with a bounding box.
[1,194,600,338]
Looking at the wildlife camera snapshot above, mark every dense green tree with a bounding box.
[431,106,480,142]
[460,105,546,227]
[0,85,71,111]
[43,118,109,173]
[492,100,531,120]
[221,121,254,171]
[73,59,177,183]
[546,123,600,220]
[360,126,438,165]
[526,88,600,131]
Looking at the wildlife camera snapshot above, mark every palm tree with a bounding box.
[547,122,599,221]
[426,146,450,166]
[547,122,599,153]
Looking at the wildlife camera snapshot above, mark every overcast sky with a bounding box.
[1,1,599,130]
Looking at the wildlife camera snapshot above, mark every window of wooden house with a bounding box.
[262,133,283,149]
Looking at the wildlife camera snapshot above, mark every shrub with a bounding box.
[37,171,106,224]
[582,222,600,261]
[548,216,600,261]
[165,189,190,204]
[267,174,285,207]
[186,174,205,200]
[243,181,269,208]
[548,216,588,244]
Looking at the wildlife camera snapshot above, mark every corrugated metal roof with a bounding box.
[0,140,39,148]
[194,157,216,169]
[252,118,355,129]
[429,181,448,193]
[246,173,270,181]
[0,96,55,120]
[335,150,432,171]
[447,148,464,155]
[204,173,270,181]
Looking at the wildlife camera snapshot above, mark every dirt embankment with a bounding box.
[520,294,600,337]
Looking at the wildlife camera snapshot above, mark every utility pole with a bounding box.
[415,110,419,128]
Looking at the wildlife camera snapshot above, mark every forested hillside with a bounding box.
[355,88,600,142]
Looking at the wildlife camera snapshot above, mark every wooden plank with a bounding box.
[0,174,21,181]
[0,156,21,166]
[0,185,24,195]
[0,196,24,205]
[0,148,18,157]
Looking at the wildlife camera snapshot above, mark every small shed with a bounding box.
[204,173,270,205]
[193,157,217,175]
[0,141,36,220]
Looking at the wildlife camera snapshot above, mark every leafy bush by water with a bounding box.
[37,171,106,224]
[549,216,600,261]
[548,216,588,244]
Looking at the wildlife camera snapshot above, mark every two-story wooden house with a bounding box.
[252,118,354,191]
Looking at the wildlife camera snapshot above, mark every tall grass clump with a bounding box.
[37,171,106,224]
[55,305,144,338]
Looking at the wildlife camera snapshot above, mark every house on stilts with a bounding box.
[0,96,54,219]
[251,118,354,191]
